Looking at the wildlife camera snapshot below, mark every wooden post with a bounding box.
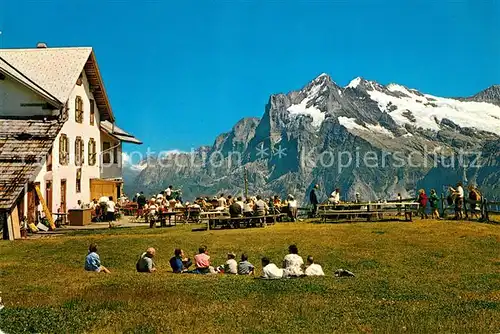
[440,193,445,218]
[34,185,55,230]
[484,198,490,222]
[244,167,249,200]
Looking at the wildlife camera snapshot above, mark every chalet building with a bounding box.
[0,43,141,239]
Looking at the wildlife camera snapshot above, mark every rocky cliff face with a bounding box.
[126,74,500,203]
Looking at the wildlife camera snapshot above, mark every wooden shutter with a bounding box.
[90,99,95,125]
[88,138,96,166]
[75,96,83,123]
[59,134,68,165]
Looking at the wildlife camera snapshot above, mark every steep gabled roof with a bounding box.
[0,118,64,210]
[0,56,63,109]
[0,47,115,121]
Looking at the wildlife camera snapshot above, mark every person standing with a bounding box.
[417,189,428,219]
[429,189,440,219]
[165,185,173,201]
[309,184,319,217]
[287,195,298,222]
[450,182,464,220]
[467,185,481,219]
[137,192,147,218]
[106,196,116,226]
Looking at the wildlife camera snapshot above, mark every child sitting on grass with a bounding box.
[84,243,111,273]
[169,248,192,273]
[221,252,238,274]
[237,253,255,275]
[193,245,217,274]
[304,256,324,276]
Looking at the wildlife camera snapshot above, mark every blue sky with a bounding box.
[1,0,498,157]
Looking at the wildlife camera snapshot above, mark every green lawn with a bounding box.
[0,219,499,333]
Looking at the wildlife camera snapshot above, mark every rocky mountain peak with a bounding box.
[471,85,500,105]
[127,74,500,202]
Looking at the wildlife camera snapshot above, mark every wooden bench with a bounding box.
[200,213,285,230]
[149,211,177,228]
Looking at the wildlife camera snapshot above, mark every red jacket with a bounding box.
[418,193,428,206]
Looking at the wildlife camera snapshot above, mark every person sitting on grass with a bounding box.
[193,245,216,274]
[283,244,304,277]
[223,252,238,274]
[169,248,192,273]
[237,253,255,275]
[136,247,157,273]
[304,256,324,276]
[84,243,111,273]
[261,257,284,279]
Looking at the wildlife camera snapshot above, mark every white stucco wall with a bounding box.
[33,71,103,211]
[0,75,57,116]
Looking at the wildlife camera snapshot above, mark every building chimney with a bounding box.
[36,42,48,48]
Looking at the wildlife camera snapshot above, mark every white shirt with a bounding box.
[224,259,238,274]
[99,196,109,204]
[165,188,172,197]
[457,186,464,199]
[330,191,340,204]
[106,201,116,213]
[283,254,304,276]
[243,203,253,213]
[217,197,227,207]
[288,200,297,208]
[305,263,325,276]
[262,263,284,279]
[148,204,157,214]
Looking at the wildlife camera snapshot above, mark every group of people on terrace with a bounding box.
[133,188,300,223]
[85,243,325,278]
[416,182,483,220]
[309,182,484,221]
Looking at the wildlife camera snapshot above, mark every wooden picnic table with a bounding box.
[149,211,177,228]
[52,212,68,227]
[199,211,284,230]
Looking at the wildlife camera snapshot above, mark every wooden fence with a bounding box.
[439,193,499,222]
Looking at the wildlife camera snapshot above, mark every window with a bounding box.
[59,134,69,165]
[46,148,53,172]
[88,138,96,166]
[102,141,111,164]
[90,99,95,125]
[76,168,81,193]
[75,96,83,123]
[113,145,119,164]
[75,137,84,166]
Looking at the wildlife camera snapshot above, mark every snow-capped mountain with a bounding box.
[126,74,500,202]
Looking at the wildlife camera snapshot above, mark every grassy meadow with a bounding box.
[0,219,499,333]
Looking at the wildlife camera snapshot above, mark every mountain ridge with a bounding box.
[126,74,500,202]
